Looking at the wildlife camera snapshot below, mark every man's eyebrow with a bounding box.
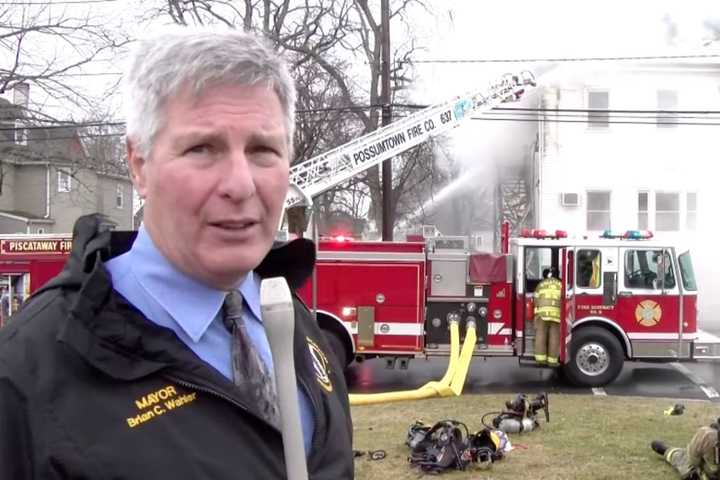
[172,130,223,145]
[248,131,285,144]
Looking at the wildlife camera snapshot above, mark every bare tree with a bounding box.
[0,2,130,111]
[148,0,448,236]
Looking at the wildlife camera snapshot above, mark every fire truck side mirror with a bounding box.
[603,272,617,306]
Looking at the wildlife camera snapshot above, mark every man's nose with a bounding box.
[219,149,257,200]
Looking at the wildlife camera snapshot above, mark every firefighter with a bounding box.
[651,422,720,479]
[533,267,562,366]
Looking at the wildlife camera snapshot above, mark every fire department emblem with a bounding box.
[307,337,333,393]
[635,300,662,327]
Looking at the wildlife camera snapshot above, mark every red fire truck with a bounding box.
[0,235,71,327]
[281,70,720,387]
[300,227,720,387]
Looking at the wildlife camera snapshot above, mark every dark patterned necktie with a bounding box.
[222,291,280,428]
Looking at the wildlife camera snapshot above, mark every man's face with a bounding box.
[128,83,290,289]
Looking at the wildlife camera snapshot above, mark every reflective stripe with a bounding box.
[535,306,561,322]
[535,298,560,308]
[535,354,547,362]
[547,357,559,365]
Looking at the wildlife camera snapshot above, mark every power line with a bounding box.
[0,121,124,132]
[0,0,117,4]
[471,117,720,126]
[396,104,720,115]
[409,53,720,64]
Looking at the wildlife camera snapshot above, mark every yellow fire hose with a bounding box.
[348,321,476,406]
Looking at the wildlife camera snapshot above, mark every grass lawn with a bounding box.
[352,393,719,479]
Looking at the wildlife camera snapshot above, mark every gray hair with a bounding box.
[123,26,296,159]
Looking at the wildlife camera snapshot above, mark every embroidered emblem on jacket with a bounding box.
[307,337,333,393]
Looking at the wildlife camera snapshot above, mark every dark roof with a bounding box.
[0,209,55,223]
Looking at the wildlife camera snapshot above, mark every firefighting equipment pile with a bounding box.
[404,393,550,474]
[484,393,550,434]
[406,420,510,473]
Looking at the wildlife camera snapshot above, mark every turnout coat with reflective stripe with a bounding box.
[534,277,562,322]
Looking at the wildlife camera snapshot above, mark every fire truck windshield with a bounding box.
[678,251,697,291]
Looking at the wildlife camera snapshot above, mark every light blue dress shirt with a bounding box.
[105,226,314,454]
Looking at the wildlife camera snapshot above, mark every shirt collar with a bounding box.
[129,225,262,342]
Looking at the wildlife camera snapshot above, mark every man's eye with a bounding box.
[254,145,279,155]
[186,144,211,155]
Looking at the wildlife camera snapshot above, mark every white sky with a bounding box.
[398,0,720,168]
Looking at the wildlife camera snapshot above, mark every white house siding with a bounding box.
[535,61,720,327]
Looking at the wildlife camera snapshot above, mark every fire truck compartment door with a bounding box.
[357,306,375,347]
[429,255,468,297]
[560,247,575,363]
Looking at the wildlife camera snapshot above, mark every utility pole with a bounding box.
[380,0,393,241]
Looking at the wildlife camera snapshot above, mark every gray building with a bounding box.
[0,96,133,234]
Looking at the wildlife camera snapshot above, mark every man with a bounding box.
[0,28,353,479]
[651,423,720,479]
[533,267,562,366]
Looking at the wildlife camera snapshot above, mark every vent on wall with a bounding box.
[560,192,580,207]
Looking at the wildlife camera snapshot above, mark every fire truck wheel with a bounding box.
[563,326,624,387]
[322,329,352,369]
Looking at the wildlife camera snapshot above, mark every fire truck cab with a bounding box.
[0,235,71,328]
[301,228,720,388]
[513,230,703,386]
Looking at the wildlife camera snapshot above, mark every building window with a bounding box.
[116,184,124,209]
[36,228,45,234]
[686,192,697,230]
[655,192,679,231]
[638,192,649,230]
[586,191,611,231]
[57,170,72,193]
[14,120,27,145]
[587,91,609,127]
[657,90,678,127]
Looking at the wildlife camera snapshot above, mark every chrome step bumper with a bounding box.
[693,330,720,360]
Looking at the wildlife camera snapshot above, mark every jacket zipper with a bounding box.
[164,374,253,416]
[166,373,317,450]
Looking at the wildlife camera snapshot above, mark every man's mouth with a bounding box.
[210,219,259,230]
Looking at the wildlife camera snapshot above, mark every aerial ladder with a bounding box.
[283,70,537,234]
[282,71,537,405]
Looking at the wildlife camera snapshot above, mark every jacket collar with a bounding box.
[51,214,316,381]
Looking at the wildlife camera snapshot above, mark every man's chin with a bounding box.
[200,251,267,284]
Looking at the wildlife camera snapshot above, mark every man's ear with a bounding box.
[127,138,148,199]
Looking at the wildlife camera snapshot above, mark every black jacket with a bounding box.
[0,215,353,479]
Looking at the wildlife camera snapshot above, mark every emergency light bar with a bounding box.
[600,229,654,240]
[520,229,568,239]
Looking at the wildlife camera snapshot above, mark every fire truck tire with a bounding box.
[322,329,352,369]
[563,326,624,387]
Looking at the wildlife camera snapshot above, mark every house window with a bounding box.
[657,90,678,127]
[14,120,27,145]
[686,192,697,230]
[638,192,649,230]
[586,191,611,231]
[116,184,124,209]
[57,170,72,193]
[587,91,609,127]
[655,192,679,231]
